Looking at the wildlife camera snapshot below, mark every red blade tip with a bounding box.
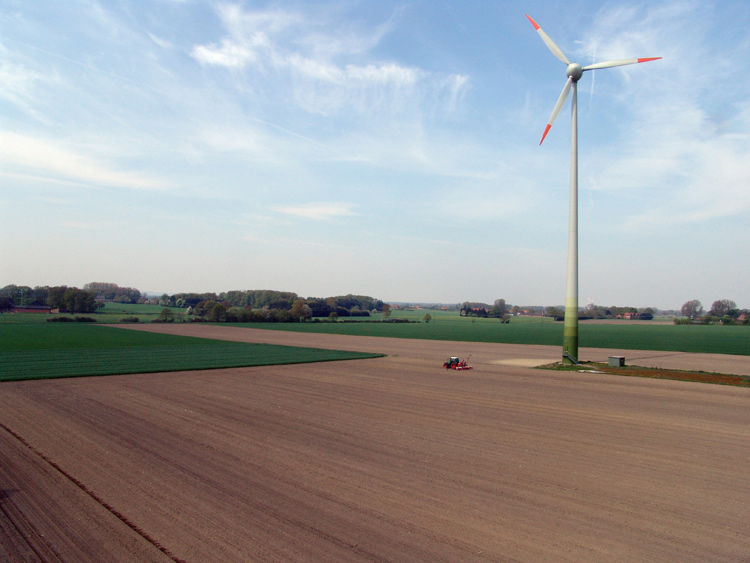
[539,124,552,145]
[526,14,540,30]
[637,57,662,63]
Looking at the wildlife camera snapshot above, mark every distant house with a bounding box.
[460,307,488,318]
[623,312,638,320]
[11,305,51,314]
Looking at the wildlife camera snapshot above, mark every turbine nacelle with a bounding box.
[566,63,583,82]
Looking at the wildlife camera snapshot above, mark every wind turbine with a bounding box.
[526,14,660,364]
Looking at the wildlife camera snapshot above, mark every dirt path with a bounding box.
[1,326,749,561]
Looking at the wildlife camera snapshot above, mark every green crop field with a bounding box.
[99,302,183,315]
[3,307,747,367]
[0,324,381,382]
[229,316,750,356]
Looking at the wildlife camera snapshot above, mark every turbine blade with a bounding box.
[526,14,570,64]
[541,77,573,145]
[583,57,661,71]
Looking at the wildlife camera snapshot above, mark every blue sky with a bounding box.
[2,0,748,309]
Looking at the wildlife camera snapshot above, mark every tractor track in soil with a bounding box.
[0,420,186,563]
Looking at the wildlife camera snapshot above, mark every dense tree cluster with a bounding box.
[0,285,51,307]
[678,299,748,325]
[0,284,102,313]
[219,290,298,310]
[48,287,104,314]
[460,302,490,317]
[295,294,379,317]
[541,304,660,321]
[165,290,383,316]
[708,299,738,318]
[459,299,510,321]
[158,292,382,324]
[489,299,509,320]
[680,299,703,319]
[83,282,142,303]
[182,293,384,323]
[166,292,219,308]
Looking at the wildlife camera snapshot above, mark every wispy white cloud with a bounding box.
[34,195,72,206]
[59,221,117,230]
[190,3,469,116]
[0,132,170,191]
[192,38,262,68]
[0,59,44,105]
[190,5,300,69]
[0,45,60,123]
[273,202,358,220]
[567,1,750,227]
[147,32,173,50]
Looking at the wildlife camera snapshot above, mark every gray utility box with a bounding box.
[608,356,626,367]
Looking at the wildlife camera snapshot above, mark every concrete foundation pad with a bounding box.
[489,359,556,368]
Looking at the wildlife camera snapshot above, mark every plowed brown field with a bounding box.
[1,325,749,562]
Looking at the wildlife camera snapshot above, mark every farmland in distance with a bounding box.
[2,305,748,357]
[228,314,750,356]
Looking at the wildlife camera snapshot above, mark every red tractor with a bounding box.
[443,355,472,370]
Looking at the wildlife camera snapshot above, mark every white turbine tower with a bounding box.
[526,14,660,364]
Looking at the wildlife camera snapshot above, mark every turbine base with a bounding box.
[562,351,579,365]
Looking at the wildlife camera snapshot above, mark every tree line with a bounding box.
[182,294,383,323]
[1,284,385,319]
[0,284,106,314]
[163,290,384,317]
[458,300,655,321]
[4,283,745,325]
[545,304,656,321]
[1,283,142,311]
[678,299,748,325]
[84,282,141,303]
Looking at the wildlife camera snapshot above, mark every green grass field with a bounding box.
[0,302,183,324]
[0,324,382,382]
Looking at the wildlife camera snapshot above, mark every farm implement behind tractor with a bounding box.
[444,356,472,370]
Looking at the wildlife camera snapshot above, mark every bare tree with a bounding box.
[709,299,737,318]
[680,300,703,319]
